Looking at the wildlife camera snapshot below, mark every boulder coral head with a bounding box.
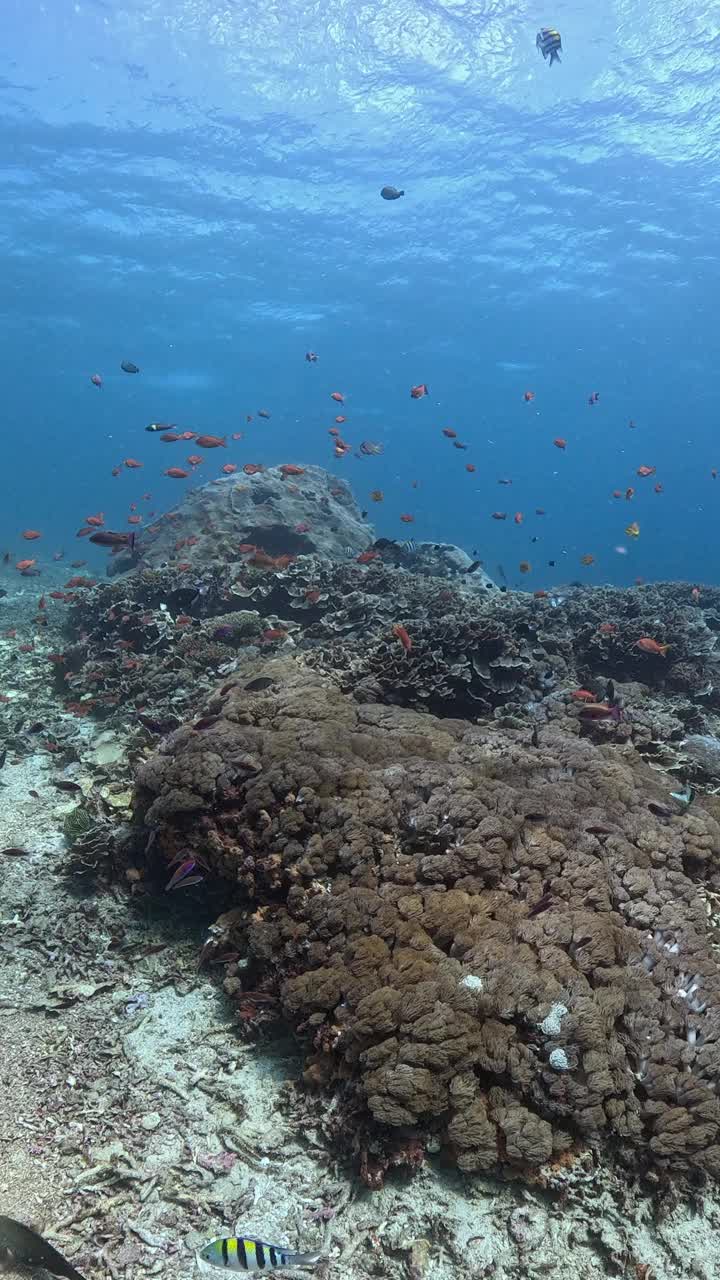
[134,657,720,1185]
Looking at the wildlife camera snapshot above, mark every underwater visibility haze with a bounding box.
[1,0,719,587]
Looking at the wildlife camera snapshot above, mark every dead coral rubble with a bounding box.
[133,657,720,1185]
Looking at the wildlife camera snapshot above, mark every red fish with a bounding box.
[466,464,476,473]
[330,392,344,404]
[400,513,415,523]
[571,689,596,701]
[231,433,243,441]
[178,431,196,441]
[442,428,457,438]
[195,435,226,448]
[85,513,104,527]
[222,463,238,474]
[523,391,535,402]
[22,530,41,540]
[124,458,143,469]
[161,433,182,442]
[514,512,523,525]
[392,624,412,652]
[654,482,663,494]
[356,550,379,564]
[636,465,656,478]
[279,464,305,476]
[15,558,36,571]
[164,467,189,479]
[243,464,264,475]
[410,384,428,399]
[553,437,567,450]
[636,637,670,657]
[295,522,311,533]
[335,415,346,424]
[127,515,142,525]
[187,455,204,466]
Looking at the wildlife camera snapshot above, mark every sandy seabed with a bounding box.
[1,750,719,1280]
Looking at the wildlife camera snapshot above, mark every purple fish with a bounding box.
[165,858,203,891]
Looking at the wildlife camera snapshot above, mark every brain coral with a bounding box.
[134,657,720,1182]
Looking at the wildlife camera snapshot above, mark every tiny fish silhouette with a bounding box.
[380,185,404,200]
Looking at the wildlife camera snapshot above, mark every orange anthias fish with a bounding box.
[654,482,663,494]
[195,435,226,448]
[553,437,567,450]
[466,463,476,473]
[636,465,656,478]
[330,391,344,403]
[124,458,143,469]
[392,624,412,652]
[90,373,102,388]
[16,558,36,571]
[571,689,596,701]
[243,464,264,475]
[410,384,429,399]
[514,512,523,525]
[636,637,670,657]
[523,391,535,402]
[335,415,346,424]
[400,513,415,523]
[222,464,238,474]
[187,455,204,466]
[85,513,104,527]
[279,464,305,476]
[598,622,617,635]
[22,530,41,540]
[165,467,189,479]
[519,561,531,573]
[580,554,595,566]
[357,550,380,564]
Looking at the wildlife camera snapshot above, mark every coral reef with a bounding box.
[132,655,720,1185]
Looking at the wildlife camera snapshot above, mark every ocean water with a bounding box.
[1,0,718,591]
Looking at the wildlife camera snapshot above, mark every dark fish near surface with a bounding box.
[465,560,483,574]
[146,421,176,432]
[120,360,140,373]
[0,1215,87,1280]
[88,530,136,549]
[536,27,562,64]
[244,677,275,692]
[380,185,404,200]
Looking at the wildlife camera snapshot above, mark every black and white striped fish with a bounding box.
[401,538,418,554]
[198,1236,320,1272]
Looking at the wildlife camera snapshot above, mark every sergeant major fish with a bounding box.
[198,1236,321,1273]
[536,27,562,64]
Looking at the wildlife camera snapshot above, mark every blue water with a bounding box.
[1,0,718,591]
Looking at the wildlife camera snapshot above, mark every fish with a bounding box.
[90,373,102,388]
[514,512,523,525]
[380,185,404,200]
[222,464,238,474]
[165,468,190,479]
[120,360,140,373]
[243,464,264,475]
[401,539,417,554]
[519,561,531,573]
[0,1215,87,1280]
[636,465,656,477]
[625,521,640,538]
[187,455,204,466]
[166,857,203,891]
[279,464,305,476]
[85,513,104,527]
[654,482,663,494]
[553,438,567,450]
[635,637,670,657]
[588,392,600,405]
[198,1236,321,1273]
[392,624,412,652]
[195,435,227,448]
[523,391,535,402]
[465,560,482,574]
[625,487,635,500]
[536,27,562,64]
[671,784,695,807]
[15,559,36,571]
[146,421,176,432]
[257,409,271,419]
[124,458,143,468]
[370,490,384,502]
[359,441,384,456]
[305,351,319,362]
[330,392,345,403]
[452,440,468,450]
[400,513,415,523]
[88,530,136,549]
[22,530,41,540]
[410,384,429,399]
[571,689,596,702]
[491,512,507,520]
[580,554,595,566]
[466,463,476,473]
[442,428,457,438]
[356,550,380,564]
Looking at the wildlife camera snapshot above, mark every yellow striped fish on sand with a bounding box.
[198,1237,321,1272]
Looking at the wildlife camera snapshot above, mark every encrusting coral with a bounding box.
[132,654,720,1186]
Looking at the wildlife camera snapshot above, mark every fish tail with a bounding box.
[549,49,561,63]
[128,532,136,553]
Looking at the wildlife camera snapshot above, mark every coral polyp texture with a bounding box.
[134,656,720,1183]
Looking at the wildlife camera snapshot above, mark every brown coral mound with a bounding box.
[134,658,720,1182]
